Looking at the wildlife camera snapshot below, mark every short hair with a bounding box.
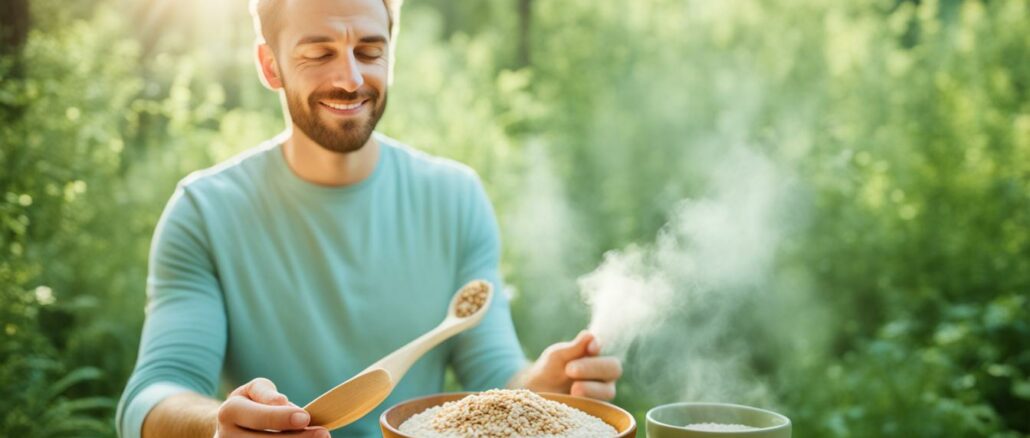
[249,0,402,50]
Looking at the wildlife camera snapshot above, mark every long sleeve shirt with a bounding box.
[115,132,527,437]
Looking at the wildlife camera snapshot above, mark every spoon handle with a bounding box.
[364,317,471,384]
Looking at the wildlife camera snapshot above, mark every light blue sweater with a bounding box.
[116,133,527,437]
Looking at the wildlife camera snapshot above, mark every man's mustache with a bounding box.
[309,88,378,102]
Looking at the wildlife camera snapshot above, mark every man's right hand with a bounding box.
[215,378,329,438]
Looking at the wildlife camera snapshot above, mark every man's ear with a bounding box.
[255,43,283,90]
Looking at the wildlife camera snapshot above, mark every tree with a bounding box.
[0,0,29,57]
[517,0,532,67]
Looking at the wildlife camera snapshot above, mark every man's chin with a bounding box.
[313,128,374,153]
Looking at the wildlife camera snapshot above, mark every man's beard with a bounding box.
[284,84,387,154]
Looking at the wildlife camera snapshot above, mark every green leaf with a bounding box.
[44,367,102,401]
[1012,380,1030,400]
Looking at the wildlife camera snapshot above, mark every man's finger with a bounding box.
[220,425,330,438]
[570,380,616,401]
[246,377,289,405]
[220,395,311,432]
[544,331,594,363]
[564,356,623,381]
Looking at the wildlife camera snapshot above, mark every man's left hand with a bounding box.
[512,330,623,400]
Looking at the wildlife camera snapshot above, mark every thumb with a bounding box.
[545,331,594,364]
[242,377,289,406]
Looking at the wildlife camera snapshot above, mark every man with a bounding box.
[115,0,622,437]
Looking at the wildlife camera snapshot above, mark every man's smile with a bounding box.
[319,99,368,116]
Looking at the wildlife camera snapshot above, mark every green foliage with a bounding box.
[1,0,1027,437]
[0,9,142,436]
[1,3,278,436]
[774,1,1030,435]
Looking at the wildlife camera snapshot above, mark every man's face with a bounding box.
[269,0,391,154]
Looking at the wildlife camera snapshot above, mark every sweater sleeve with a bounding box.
[449,172,530,391]
[115,185,227,438]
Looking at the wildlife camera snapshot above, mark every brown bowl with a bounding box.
[380,392,637,437]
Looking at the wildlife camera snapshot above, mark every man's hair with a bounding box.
[249,0,402,49]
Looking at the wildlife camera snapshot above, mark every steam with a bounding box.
[500,138,799,404]
[580,147,793,404]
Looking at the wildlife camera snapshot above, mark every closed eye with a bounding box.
[307,52,333,61]
[357,48,384,61]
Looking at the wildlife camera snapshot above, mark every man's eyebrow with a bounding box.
[294,34,388,47]
[358,35,388,44]
[295,35,334,46]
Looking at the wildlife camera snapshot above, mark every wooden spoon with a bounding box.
[304,280,495,431]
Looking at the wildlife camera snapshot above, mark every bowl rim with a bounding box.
[645,402,791,432]
[380,391,637,436]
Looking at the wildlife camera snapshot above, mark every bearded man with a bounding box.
[116,1,622,437]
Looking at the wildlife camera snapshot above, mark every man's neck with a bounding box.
[281,127,380,187]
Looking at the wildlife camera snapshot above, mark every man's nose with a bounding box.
[331,52,364,92]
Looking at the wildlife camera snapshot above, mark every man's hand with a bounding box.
[215,378,329,438]
[513,330,623,400]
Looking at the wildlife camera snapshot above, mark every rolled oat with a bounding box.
[399,389,618,438]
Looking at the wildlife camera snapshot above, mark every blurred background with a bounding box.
[1,0,1028,436]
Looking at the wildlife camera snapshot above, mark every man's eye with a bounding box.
[308,53,332,60]
[358,50,384,60]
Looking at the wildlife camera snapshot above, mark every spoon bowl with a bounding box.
[305,368,392,431]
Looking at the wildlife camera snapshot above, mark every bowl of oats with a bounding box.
[380,389,636,437]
